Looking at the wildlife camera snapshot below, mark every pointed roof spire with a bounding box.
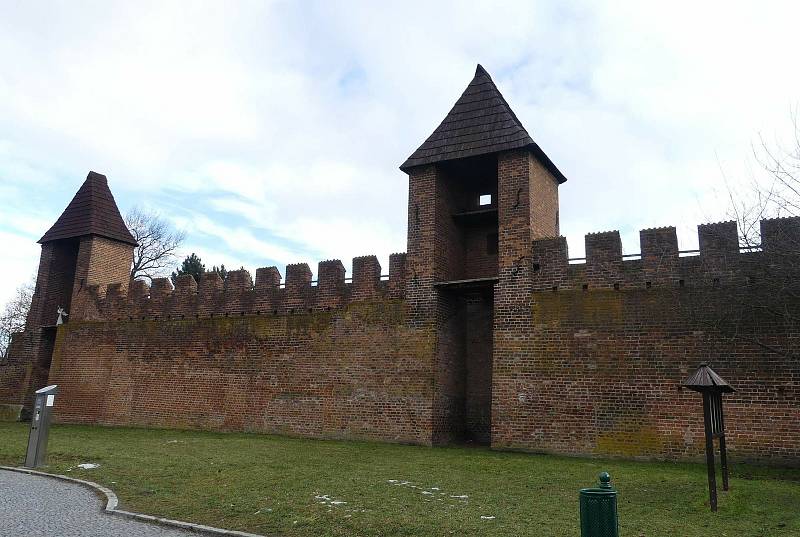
[38,171,137,245]
[400,64,567,183]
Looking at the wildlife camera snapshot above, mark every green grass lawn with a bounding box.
[0,423,797,536]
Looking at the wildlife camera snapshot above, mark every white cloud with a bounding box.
[0,231,40,306]
[171,214,297,266]
[1,0,799,301]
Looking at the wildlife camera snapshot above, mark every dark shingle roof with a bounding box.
[682,362,735,393]
[400,64,567,183]
[38,171,137,245]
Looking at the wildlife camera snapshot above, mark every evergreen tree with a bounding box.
[171,253,205,285]
[210,264,227,280]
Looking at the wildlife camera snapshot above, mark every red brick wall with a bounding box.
[491,226,800,464]
[1,328,56,414]
[493,149,537,453]
[529,155,560,239]
[49,299,436,444]
[463,222,498,279]
[71,236,133,319]
[0,333,32,407]
[406,165,439,329]
[492,288,799,464]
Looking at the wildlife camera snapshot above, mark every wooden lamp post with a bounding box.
[682,362,735,512]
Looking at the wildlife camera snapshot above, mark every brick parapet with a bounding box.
[75,255,409,321]
[530,217,800,291]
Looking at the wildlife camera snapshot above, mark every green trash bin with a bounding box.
[579,472,619,537]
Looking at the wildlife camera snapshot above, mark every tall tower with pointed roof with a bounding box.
[28,171,136,328]
[401,65,566,445]
[13,172,136,412]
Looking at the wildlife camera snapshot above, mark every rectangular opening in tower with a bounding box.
[439,154,499,281]
[463,288,493,444]
[433,285,494,446]
[39,238,80,327]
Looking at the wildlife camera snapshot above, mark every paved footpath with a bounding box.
[0,470,197,536]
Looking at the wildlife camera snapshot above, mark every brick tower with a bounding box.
[15,171,136,409]
[401,65,567,445]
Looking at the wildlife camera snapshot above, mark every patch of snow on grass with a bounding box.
[76,463,100,470]
[315,494,347,507]
[387,479,469,504]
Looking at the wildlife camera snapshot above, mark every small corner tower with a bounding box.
[401,65,567,446]
[28,171,136,328]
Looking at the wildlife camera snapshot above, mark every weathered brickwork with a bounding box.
[5,159,798,463]
[462,220,498,280]
[48,300,435,443]
[0,328,55,419]
[491,225,799,464]
[0,334,30,409]
[69,254,407,323]
[529,154,560,238]
[4,65,799,465]
[73,236,133,298]
[406,165,458,443]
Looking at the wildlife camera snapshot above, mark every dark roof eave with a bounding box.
[682,384,736,394]
[37,231,138,247]
[400,141,568,184]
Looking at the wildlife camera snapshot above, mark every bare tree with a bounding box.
[708,114,800,358]
[726,111,800,244]
[0,279,34,360]
[125,207,186,283]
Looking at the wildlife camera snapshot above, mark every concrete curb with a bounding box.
[1,466,269,537]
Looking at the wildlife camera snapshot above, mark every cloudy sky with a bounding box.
[1,1,799,305]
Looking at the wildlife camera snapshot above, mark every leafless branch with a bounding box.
[0,279,34,360]
[714,113,800,358]
[125,207,186,283]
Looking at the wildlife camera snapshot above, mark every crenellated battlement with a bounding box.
[74,253,408,322]
[531,217,800,291]
[8,64,799,464]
